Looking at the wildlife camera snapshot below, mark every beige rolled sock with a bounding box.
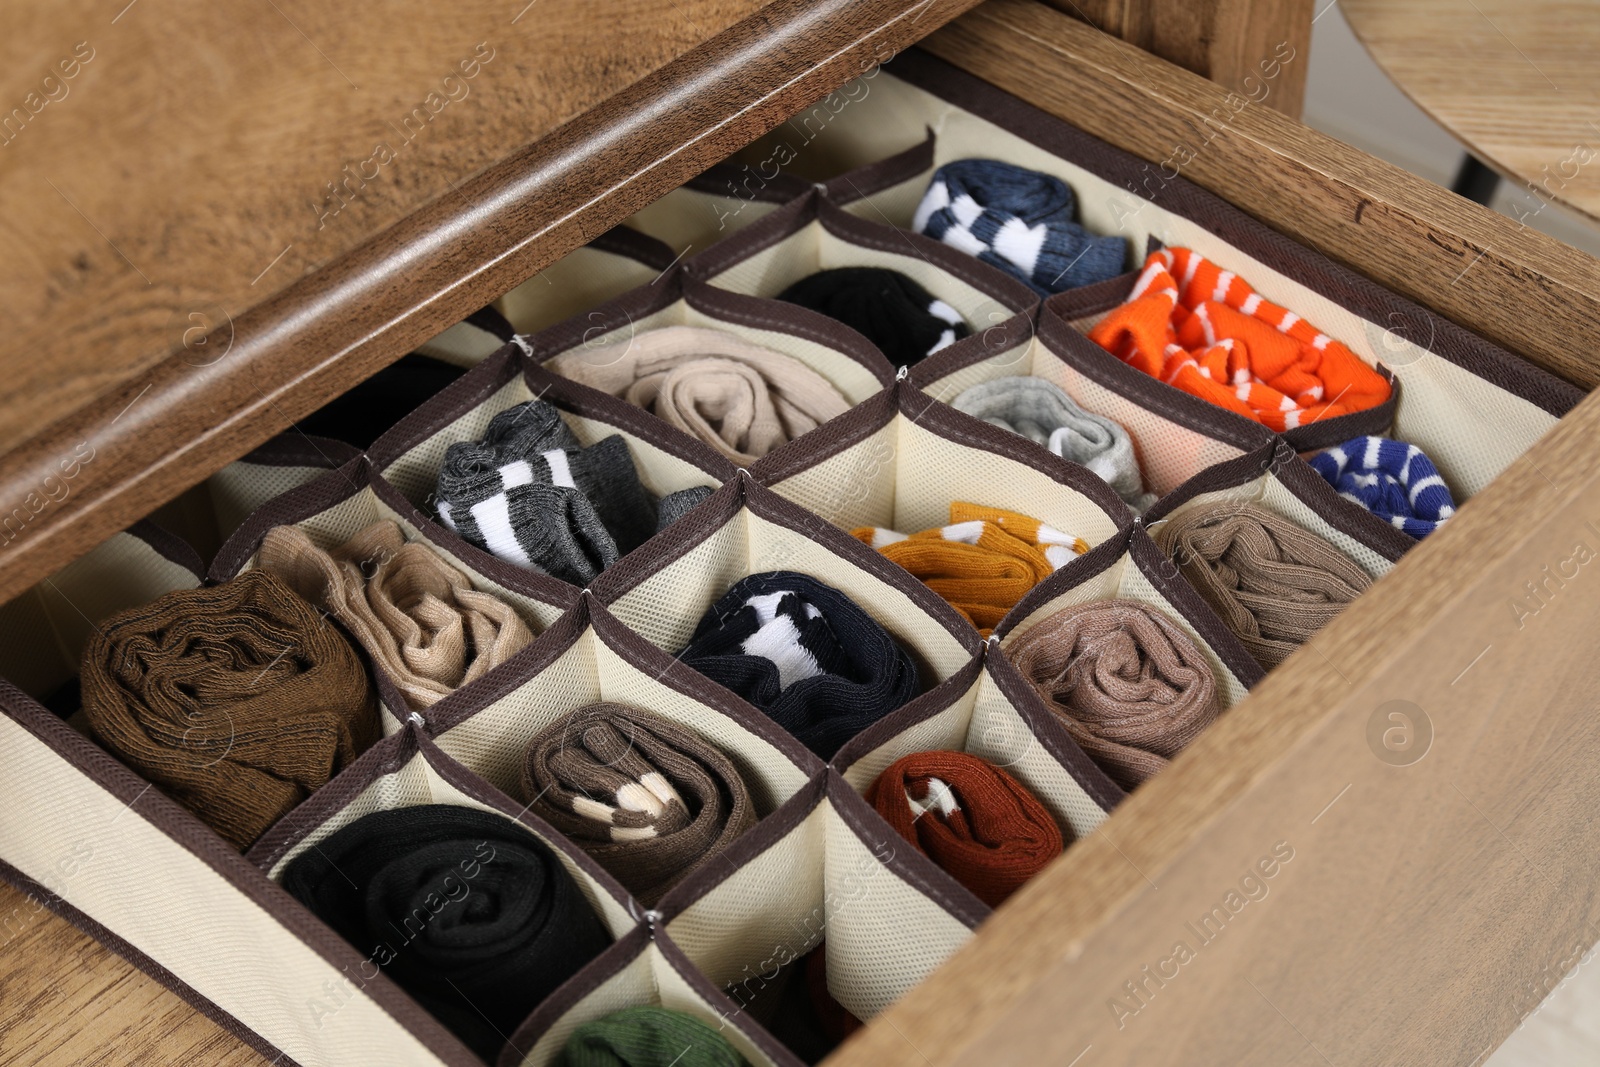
[258,520,533,708]
[551,325,851,464]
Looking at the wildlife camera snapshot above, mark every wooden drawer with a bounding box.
[3,2,1598,1065]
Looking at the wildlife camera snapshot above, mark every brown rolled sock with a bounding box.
[1006,599,1220,789]
[551,325,851,464]
[519,702,756,906]
[81,570,380,850]
[1152,502,1371,669]
[258,520,532,709]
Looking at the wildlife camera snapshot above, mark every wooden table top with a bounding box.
[1343,0,1600,222]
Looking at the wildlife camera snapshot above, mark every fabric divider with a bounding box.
[996,525,1265,710]
[495,227,680,337]
[504,925,804,1067]
[625,158,812,257]
[1146,440,1416,582]
[369,342,733,520]
[912,308,1276,501]
[426,593,822,824]
[0,521,205,704]
[208,456,575,731]
[589,473,982,705]
[411,304,517,369]
[683,189,1038,353]
[200,433,363,551]
[751,380,1131,561]
[527,268,894,450]
[830,647,1123,841]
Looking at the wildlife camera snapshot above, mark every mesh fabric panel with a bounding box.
[497,247,662,335]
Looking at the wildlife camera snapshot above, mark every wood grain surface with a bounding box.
[0,881,262,1065]
[0,0,982,609]
[1046,0,1313,116]
[1344,0,1600,222]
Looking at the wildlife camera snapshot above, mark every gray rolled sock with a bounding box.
[952,377,1157,512]
[656,486,714,531]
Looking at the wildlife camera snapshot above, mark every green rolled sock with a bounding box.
[558,1007,746,1067]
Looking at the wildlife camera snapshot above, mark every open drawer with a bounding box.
[3,2,1600,1066]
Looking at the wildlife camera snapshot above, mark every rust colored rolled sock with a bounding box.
[867,751,1063,908]
[1152,502,1371,669]
[81,570,381,849]
[1006,599,1220,789]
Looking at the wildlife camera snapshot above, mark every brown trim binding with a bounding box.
[682,279,900,387]
[0,858,309,1067]
[652,926,811,1067]
[367,345,526,471]
[822,128,936,206]
[523,270,694,364]
[826,649,986,771]
[823,770,991,931]
[234,432,364,471]
[978,648,1129,814]
[0,680,485,1067]
[989,523,1136,642]
[655,772,828,917]
[684,160,814,206]
[1143,439,1417,564]
[463,303,516,344]
[907,304,1042,395]
[746,385,898,487]
[496,924,656,1067]
[885,49,1586,412]
[126,519,207,580]
[589,224,682,272]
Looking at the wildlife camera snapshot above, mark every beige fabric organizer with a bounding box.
[0,47,1585,1067]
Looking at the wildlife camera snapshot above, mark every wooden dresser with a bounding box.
[3,1,1598,1064]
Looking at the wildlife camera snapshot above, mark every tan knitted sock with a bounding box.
[550,325,851,464]
[258,520,533,709]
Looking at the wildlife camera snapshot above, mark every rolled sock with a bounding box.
[676,571,920,759]
[80,570,380,850]
[519,703,756,907]
[281,805,610,1062]
[435,400,660,583]
[867,750,1063,907]
[657,486,715,530]
[553,325,851,464]
[853,503,1088,637]
[1089,248,1392,433]
[951,377,1155,511]
[1152,502,1371,669]
[557,1006,746,1067]
[912,159,1126,295]
[777,267,969,369]
[1308,435,1455,539]
[1006,598,1221,789]
[257,520,533,709]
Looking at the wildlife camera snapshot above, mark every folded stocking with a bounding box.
[1006,599,1220,789]
[520,703,756,906]
[778,267,969,369]
[677,572,920,758]
[951,377,1155,511]
[912,159,1126,295]
[435,401,663,583]
[557,1006,746,1067]
[854,503,1088,637]
[1089,248,1392,432]
[1152,502,1371,669]
[867,750,1062,907]
[1309,435,1455,539]
[257,520,533,710]
[553,325,851,465]
[81,570,380,850]
[281,805,610,1062]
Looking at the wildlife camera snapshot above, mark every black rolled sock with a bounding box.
[657,486,715,532]
[281,804,611,1061]
[676,571,921,758]
[777,267,970,370]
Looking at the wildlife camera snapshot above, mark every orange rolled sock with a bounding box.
[853,503,1088,636]
[1088,248,1391,433]
[867,750,1064,908]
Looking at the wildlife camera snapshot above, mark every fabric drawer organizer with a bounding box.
[0,46,1585,1067]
